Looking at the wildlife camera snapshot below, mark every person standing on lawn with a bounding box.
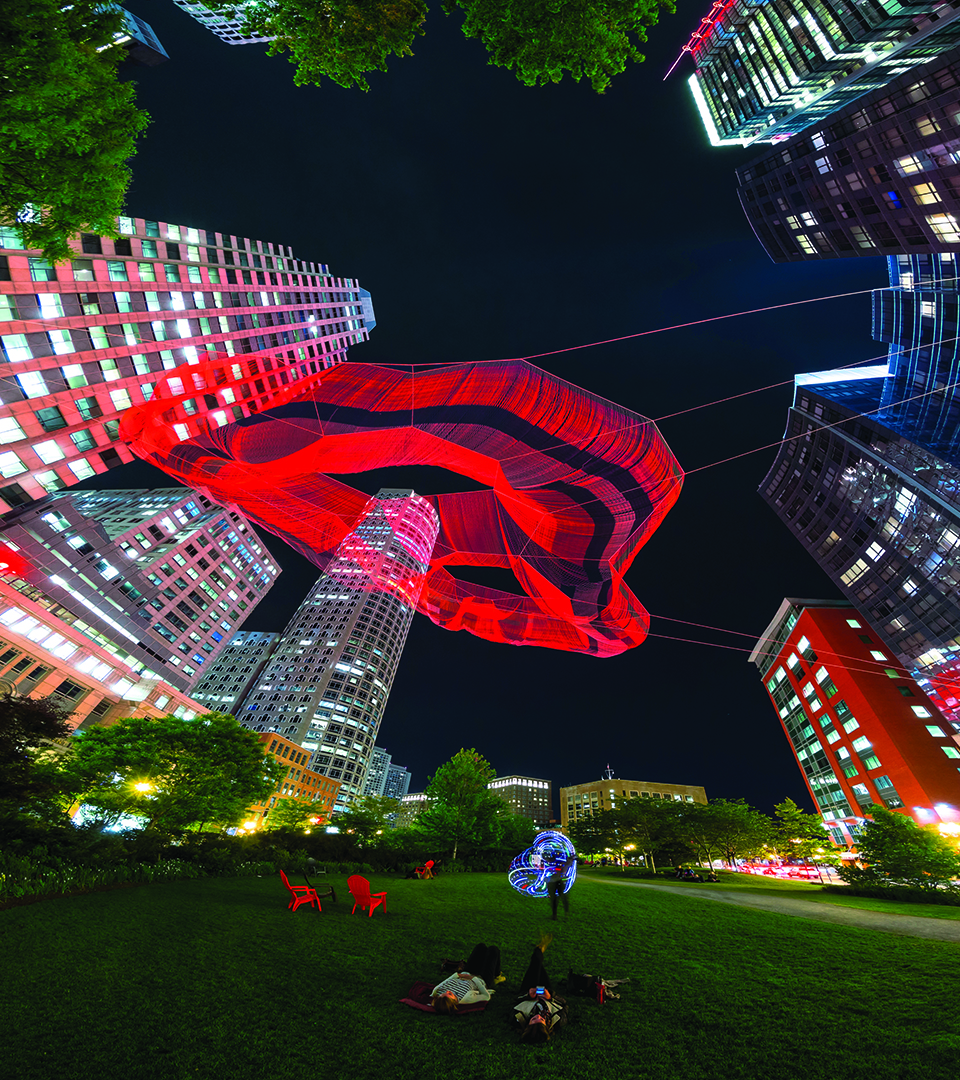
[547,853,577,919]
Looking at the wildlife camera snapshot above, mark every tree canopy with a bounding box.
[843,805,960,891]
[61,713,284,834]
[415,746,503,859]
[770,797,835,864]
[208,0,674,92]
[338,794,401,841]
[0,693,72,810]
[0,0,150,262]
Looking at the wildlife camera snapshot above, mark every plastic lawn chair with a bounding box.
[280,868,322,913]
[415,860,435,880]
[348,874,387,917]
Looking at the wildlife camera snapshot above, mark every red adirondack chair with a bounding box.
[280,868,322,913]
[348,874,387,917]
[415,860,435,879]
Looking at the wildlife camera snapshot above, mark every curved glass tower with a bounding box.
[236,489,439,808]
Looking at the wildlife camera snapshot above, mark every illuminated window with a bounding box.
[1,333,31,362]
[33,440,65,464]
[911,706,932,718]
[16,371,49,398]
[943,747,960,759]
[927,214,960,243]
[37,294,64,318]
[841,558,869,585]
[911,182,941,205]
[895,154,929,175]
[926,725,946,737]
[0,451,27,478]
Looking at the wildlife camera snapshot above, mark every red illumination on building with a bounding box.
[666,0,739,74]
[121,357,684,657]
[0,544,30,579]
[751,600,960,842]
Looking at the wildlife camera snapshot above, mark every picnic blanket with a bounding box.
[399,980,488,1015]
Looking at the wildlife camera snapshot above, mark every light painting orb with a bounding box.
[508,830,577,898]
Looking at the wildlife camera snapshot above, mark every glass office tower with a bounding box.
[684,0,960,147]
[0,488,278,692]
[737,39,960,260]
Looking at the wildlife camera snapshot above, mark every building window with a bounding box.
[926,214,960,243]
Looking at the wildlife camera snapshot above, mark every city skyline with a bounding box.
[14,2,944,815]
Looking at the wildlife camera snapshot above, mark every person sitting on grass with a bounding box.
[430,943,503,1013]
[514,934,567,1042]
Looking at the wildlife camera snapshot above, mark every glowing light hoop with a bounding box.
[508,831,578,898]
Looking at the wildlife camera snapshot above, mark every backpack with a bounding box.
[568,970,606,1003]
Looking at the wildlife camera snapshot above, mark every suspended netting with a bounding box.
[120,357,683,656]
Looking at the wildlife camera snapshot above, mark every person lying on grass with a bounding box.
[514,935,567,1043]
[431,943,504,1013]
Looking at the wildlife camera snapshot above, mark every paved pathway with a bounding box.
[592,877,960,942]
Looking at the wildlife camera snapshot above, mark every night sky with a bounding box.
[109,2,889,814]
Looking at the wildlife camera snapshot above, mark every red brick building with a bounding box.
[246,733,340,829]
[750,599,960,845]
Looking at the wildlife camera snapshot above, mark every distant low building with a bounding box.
[489,774,553,828]
[245,733,341,831]
[560,776,707,830]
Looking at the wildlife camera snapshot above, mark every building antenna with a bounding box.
[603,763,614,780]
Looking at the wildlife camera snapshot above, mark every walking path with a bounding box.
[592,877,960,942]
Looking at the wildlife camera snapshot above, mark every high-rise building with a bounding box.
[361,747,413,801]
[171,1,273,44]
[383,761,412,801]
[737,41,960,261]
[0,488,278,693]
[560,777,707,830]
[682,0,960,148]
[235,489,439,809]
[750,598,960,840]
[0,571,214,733]
[0,214,373,511]
[117,8,170,65]
[871,253,960,466]
[362,746,392,798]
[190,630,280,715]
[759,339,960,727]
[489,775,554,828]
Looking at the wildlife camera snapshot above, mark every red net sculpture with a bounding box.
[121,357,684,656]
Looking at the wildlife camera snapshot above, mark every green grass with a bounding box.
[2,873,959,1080]
[596,869,960,919]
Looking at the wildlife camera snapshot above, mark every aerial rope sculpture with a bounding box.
[120,356,683,657]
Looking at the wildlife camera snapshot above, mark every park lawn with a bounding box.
[597,869,960,920]
[1,872,959,1080]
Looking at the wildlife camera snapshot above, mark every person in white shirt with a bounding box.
[430,943,502,1014]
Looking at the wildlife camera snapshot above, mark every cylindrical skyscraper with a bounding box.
[236,489,439,808]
